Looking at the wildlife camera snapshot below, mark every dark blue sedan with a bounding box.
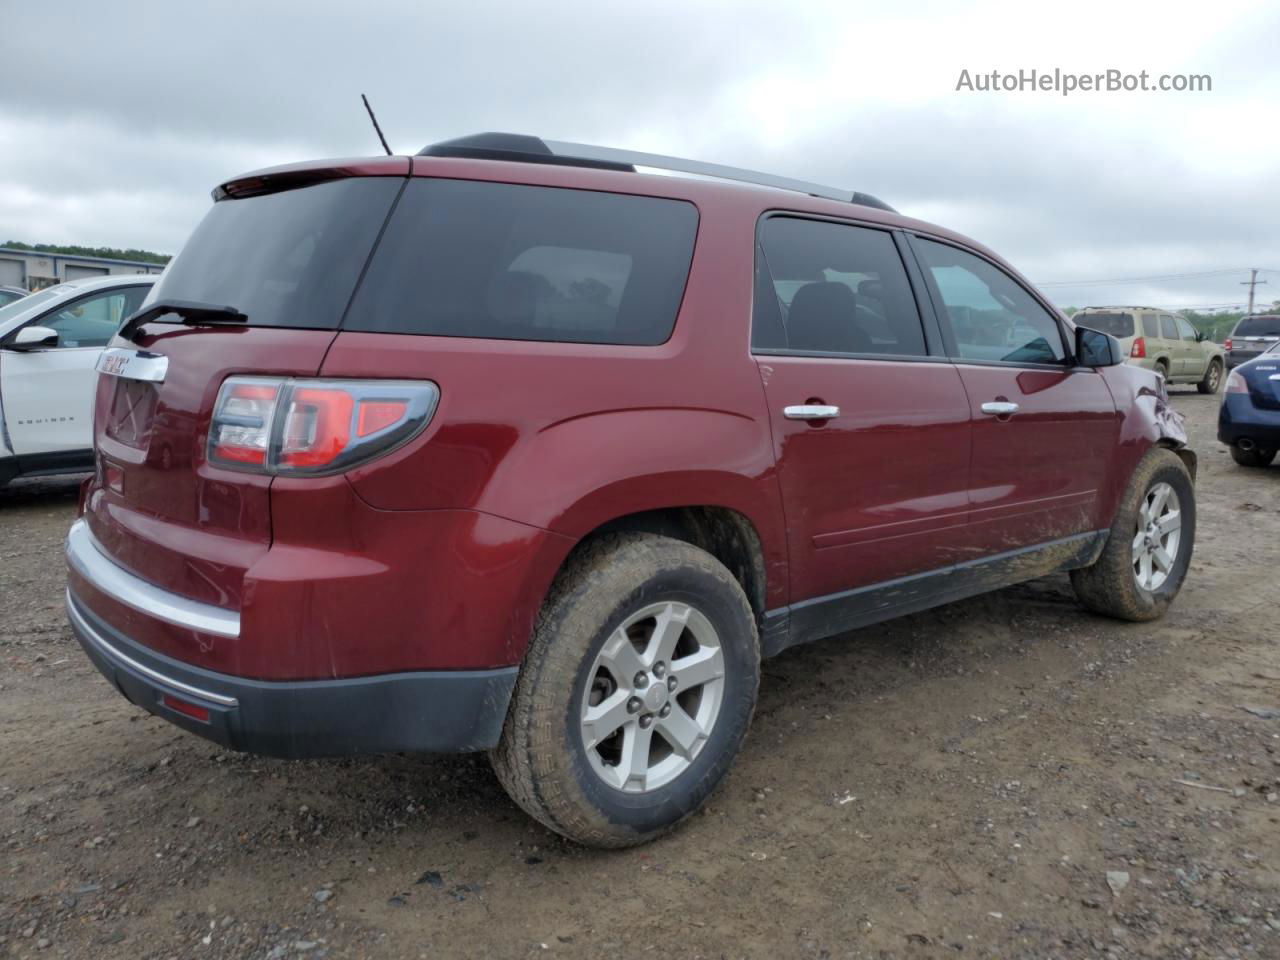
[1220,341,1280,467]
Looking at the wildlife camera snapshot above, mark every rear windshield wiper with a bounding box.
[119,300,248,343]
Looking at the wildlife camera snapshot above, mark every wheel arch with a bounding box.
[561,505,770,624]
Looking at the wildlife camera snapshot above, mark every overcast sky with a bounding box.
[2,0,1277,310]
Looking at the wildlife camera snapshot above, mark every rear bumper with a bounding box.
[66,588,517,759]
[1218,394,1280,447]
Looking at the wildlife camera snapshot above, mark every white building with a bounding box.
[0,246,166,290]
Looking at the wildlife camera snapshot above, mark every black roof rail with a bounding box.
[418,133,895,213]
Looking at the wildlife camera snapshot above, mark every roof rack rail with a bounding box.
[418,133,895,213]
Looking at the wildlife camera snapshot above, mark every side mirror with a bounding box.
[1075,326,1122,367]
[1195,331,1206,342]
[4,325,59,351]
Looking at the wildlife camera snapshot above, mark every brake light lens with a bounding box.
[1224,337,1233,351]
[1130,336,1146,358]
[209,378,438,475]
[210,380,280,465]
[1225,370,1248,394]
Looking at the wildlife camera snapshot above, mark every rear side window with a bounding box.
[752,217,927,356]
[1234,315,1280,336]
[915,238,1066,365]
[1160,315,1179,340]
[149,178,403,329]
[344,180,697,345]
[1076,311,1133,338]
[1142,314,1159,337]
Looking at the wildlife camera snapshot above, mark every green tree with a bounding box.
[2,240,171,265]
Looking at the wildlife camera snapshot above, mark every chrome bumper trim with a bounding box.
[66,589,238,707]
[64,518,240,639]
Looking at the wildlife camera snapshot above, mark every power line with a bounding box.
[1036,268,1261,287]
[1242,268,1268,315]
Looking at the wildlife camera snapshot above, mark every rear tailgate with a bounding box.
[86,326,337,608]
[77,163,407,614]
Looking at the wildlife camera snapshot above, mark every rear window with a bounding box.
[1076,311,1133,338]
[343,179,698,345]
[1235,315,1280,337]
[145,178,403,329]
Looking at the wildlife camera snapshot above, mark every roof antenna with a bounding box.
[361,94,392,156]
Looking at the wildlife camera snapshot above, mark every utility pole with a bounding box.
[1241,268,1267,315]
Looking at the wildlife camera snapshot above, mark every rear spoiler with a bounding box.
[212,156,411,201]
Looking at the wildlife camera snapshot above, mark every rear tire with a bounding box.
[491,533,759,848]
[1070,448,1195,622]
[1155,360,1170,383]
[1197,359,1223,394]
[1230,444,1276,468]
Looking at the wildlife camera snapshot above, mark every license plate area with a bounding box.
[104,378,159,450]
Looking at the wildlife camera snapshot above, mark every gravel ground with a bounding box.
[1,389,1278,960]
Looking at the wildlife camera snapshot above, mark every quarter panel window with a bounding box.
[753,217,927,356]
[915,238,1066,365]
[1160,315,1179,340]
[346,179,697,345]
[1142,314,1159,338]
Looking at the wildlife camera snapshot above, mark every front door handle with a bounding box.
[784,404,840,420]
[980,401,1019,416]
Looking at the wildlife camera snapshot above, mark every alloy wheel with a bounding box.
[580,601,726,793]
[1132,481,1182,591]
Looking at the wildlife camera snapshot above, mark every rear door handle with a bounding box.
[784,404,840,420]
[980,401,1019,416]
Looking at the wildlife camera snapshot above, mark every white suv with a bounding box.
[0,275,154,488]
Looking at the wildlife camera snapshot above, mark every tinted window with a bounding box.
[0,290,24,307]
[915,238,1065,364]
[148,178,402,330]
[40,286,150,347]
[345,180,697,345]
[1076,311,1133,338]
[1142,314,1159,337]
[1235,315,1280,336]
[1159,315,1179,340]
[1174,316,1198,341]
[753,217,926,356]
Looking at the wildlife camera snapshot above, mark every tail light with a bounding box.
[1225,370,1248,394]
[1224,338,1233,351]
[209,377,439,475]
[1130,337,1146,358]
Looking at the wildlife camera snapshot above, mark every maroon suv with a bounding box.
[65,133,1197,847]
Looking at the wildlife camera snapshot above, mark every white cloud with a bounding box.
[2,0,1277,308]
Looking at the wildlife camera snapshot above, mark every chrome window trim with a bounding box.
[65,518,240,639]
[66,590,238,707]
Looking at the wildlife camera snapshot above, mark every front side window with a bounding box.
[38,287,149,348]
[753,217,927,356]
[915,238,1065,364]
[1174,316,1198,341]
[1160,315,1179,340]
[345,179,698,345]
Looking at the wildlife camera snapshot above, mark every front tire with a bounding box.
[491,533,759,848]
[1197,359,1223,394]
[1231,444,1276,468]
[1070,448,1195,622]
